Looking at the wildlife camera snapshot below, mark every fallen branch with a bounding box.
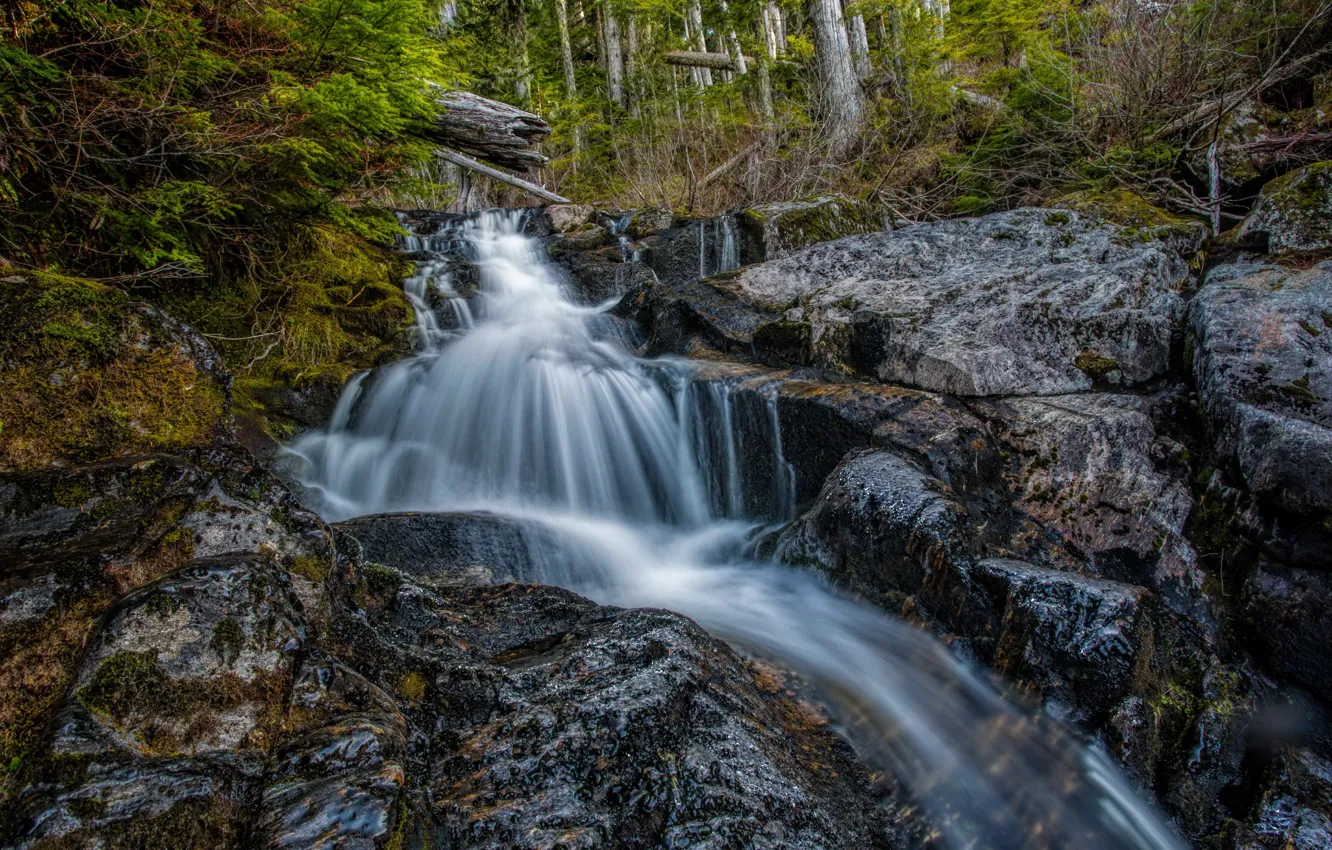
[665,50,754,71]
[435,149,572,205]
[698,141,763,190]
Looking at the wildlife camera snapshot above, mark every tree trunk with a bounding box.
[686,0,713,87]
[436,149,572,205]
[554,0,578,97]
[427,90,553,170]
[719,0,748,74]
[807,0,864,152]
[603,3,626,107]
[849,14,872,80]
[762,3,780,59]
[504,0,532,103]
[885,9,905,85]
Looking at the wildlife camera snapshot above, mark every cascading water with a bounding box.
[289,210,1186,850]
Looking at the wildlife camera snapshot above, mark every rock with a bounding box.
[972,393,1204,615]
[776,449,976,612]
[918,558,1152,727]
[332,511,535,585]
[726,208,1196,395]
[625,207,673,239]
[553,244,657,305]
[1235,748,1332,850]
[0,272,231,471]
[632,278,780,358]
[639,214,759,288]
[1237,162,1332,255]
[1047,188,1209,258]
[50,554,304,759]
[1188,262,1332,530]
[739,195,885,260]
[1246,563,1332,702]
[545,203,595,233]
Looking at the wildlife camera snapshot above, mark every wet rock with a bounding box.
[8,756,257,850]
[740,195,885,260]
[1235,748,1332,850]
[426,598,899,849]
[1246,563,1332,702]
[639,214,760,288]
[972,393,1203,615]
[51,554,304,759]
[632,278,780,358]
[332,511,534,585]
[1237,162,1332,255]
[776,449,975,612]
[726,208,1196,395]
[625,207,673,239]
[1188,262,1332,540]
[554,244,657,305]
[918,558,1152,727]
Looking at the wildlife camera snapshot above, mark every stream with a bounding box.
[288,210,1185,850]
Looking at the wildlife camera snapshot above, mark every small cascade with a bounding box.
[698,219,707,279]
[291,208,1186,850]
[716,213,741,274]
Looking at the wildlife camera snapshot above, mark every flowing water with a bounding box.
[289,210,1185,850]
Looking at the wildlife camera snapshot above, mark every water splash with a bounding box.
[289,210,1185,850]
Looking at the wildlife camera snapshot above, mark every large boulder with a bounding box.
[332,511,536,585]
[723,208,1199,395]
[972,393,1204,616]
[1245,563,1332,702]
[1237,162,1332,256]
[1188,262,1332,534]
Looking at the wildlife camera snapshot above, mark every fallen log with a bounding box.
[436,149,571,205]
[664,50,755,72]
[425,90,553,171]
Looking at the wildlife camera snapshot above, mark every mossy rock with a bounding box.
[0,272,230,471]
[1048,189,1207,257]
[1237,161,1332,256]
[740,196,884,260]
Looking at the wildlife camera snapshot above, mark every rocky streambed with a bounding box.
[2,171,1331,849]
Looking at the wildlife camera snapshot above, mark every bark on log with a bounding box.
[436,149,571,204]
[664,50,754,71]
[426,91,553,171]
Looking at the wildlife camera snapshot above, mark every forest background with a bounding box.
[1,0,1329,403]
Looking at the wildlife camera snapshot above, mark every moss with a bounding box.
[1051,188,1200,232]
[287,554,330,584]
[363,563,404,598]
[1298,319,1322,337]
[397,671,427,703]
[78,652,169,717]
[42,794,244,850]
[0,273,227,471]
[1075,350,1120,381]
[1278,374,1319,407]
[210,618,245,666]
[1044,211,1070,226]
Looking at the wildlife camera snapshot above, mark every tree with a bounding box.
[807,0,866,151]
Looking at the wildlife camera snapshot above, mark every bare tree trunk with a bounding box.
[555,0,578,96]
[504,0,532,103]
[711,31,732,83]
[849,14,872,80]
[686,0,714,87]
[604,3,626,108]
[719,0,748,74]
[807,0,864,152]
[762,3,780,59]
[885,9,905,85]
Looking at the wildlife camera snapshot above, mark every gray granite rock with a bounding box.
[728,208,1197,395]
[1237,162,1332,255]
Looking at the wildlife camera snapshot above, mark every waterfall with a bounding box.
[289,210,1184,850]
[717,213,741,273]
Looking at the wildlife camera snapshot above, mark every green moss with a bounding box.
[287,554,330,584]
[397,671,427,703]
[1044,212,1070,226]
[0,273,227,471]
[1051,188,1199,232]
[1075,350,1120,381]
[78,652,169,717]
[363,562,404,597]
[210,618,245,666]
[1298,319,1322,337]
[1278,374,1319,407]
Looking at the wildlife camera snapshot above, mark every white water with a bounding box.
[289,210,1185,850]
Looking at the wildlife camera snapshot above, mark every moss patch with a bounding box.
[1075,350,1121,381]
[0,273,227,470]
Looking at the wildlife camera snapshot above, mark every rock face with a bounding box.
[724,208,1199,395]
[739,195,885,260]
[1188,261,1332,543]
[1237,162,1332,255]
